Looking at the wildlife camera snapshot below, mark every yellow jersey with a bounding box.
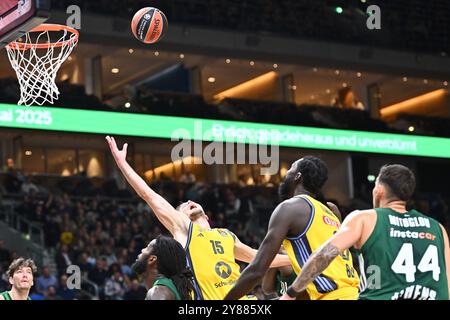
[185,222,256,300]
[282,195,360,300]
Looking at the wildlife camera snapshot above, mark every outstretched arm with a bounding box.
[106,136,189,236]
[234,237,291,268]
[281,210,364,299]
[224,201,301,300]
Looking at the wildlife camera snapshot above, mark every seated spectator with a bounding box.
[104,271,126,300]
[36,266,58,296]
[333,86,365,110]
[0,240,11,271]
[179,169,196,184]
[117,257,132,277]
[57,275,77,300]
[55,244,75,276]
[123,279,147,300]
[77,252,94,276]
[44,285,62,300]
[21,175,39,195]
[103,245,118,267]
[3,158,23,193]
[88,257,109,287]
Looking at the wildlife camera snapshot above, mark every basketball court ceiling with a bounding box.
[0,42,447,108]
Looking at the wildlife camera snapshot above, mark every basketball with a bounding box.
[131,7,168,44]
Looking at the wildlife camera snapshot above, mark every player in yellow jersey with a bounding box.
[106,136,291,300]
[225,156,359,300]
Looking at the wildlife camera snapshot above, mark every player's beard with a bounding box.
[278,174,295,201]
[131,256,148,276]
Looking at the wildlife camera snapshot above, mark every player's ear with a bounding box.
[375,183,384,198]
[294,172,302,182]
[9,277,13,286]
[148,255,157,267]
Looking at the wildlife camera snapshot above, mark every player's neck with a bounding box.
[381,199,407,213]
[195,218,210,229]
[9,287,29,300]
[293,187,315,199]
[145,270,165,290]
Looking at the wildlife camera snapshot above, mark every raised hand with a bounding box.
[106,136,128,165]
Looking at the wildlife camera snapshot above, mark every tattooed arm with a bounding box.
[281,210,367,299]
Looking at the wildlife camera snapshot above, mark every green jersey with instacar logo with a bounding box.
[358,208,448,300]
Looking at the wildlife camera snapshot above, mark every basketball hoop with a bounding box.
[5,24,79,106]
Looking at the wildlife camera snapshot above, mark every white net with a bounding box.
[6,25,78,106]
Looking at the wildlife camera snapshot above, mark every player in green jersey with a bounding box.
[131,235,194,300]
[280,164,450,300]
[0,258,37,300]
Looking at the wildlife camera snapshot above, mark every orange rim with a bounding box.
[6,24,79,51]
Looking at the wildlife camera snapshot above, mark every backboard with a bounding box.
[0,0,50,48]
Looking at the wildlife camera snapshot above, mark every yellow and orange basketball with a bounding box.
[131,7,168,44]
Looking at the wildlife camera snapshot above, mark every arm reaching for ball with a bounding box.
[106,136,189,237]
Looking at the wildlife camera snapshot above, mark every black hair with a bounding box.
[152,235,193,300]
[296,156,328,195]
[378,164,416,201]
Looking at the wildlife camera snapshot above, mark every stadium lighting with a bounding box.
[273,63,278,69]
[208,77,216,83]
[403,77,408,82]
[367,175,375,182]
[214,72,277,100]
[408,126,415,132]
[335,70,340,75]
[335,7,343,14]
[357,72,362,77]
[444,81,448,86]
[25,150,32,156]
[250,61,255,66]
[128,49,134,54]
[381,89,447,120]
[225,59,231,64]
[179,53,185,59]
[125,102,131,108]
[111,68,120,74]
[154,51,160,56]
[423,79,428,84]
[326,89,331,94]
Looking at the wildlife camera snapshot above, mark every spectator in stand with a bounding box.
[124,279,147,300]
[44,285,62,300]
[3,158,23,193]
[222,188,241,221]
[55,244,74,276]
[179,169,196,184]
[104,245,118,267]
[104,271,127,300]
[333,86,365,110]
[57,275,77,300]
[21,175,39,195]
[88,257,109,288]
[77,252,94,276]
[36,266,58,296]
[0,240,11,271]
